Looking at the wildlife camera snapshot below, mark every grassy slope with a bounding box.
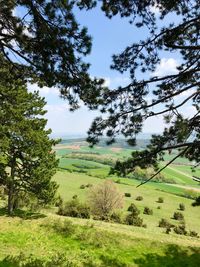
[0,214,200,267]
[54,171,200,234]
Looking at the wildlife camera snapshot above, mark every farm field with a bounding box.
[0,138,200,266]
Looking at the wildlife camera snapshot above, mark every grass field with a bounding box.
[0,138,200,266]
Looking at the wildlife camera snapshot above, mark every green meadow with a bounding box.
[0,138,200,266]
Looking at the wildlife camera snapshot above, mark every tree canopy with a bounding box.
[0,55,59,214]
[85,0,200,181]
[0,0,199,181]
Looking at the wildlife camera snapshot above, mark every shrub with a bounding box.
[158,218,172,228]
[58,198,90,219]
[127,203,140,216]
[192,196,200,207]
[80,184,85,189]
[166,227,171,234]
[179,203,185,211]
[157,206,161,209]
[142,224,147,228]
[157,197,164,203]
[125,213,143,226]
[52,219,76,236]
[174,224,187,235]
[115,179,121,184]
[86,183,93,188]
[110,211,123,224]
[55,195,63,207]
[72,194,78,199]
[143,207,153,215]
[189,230,199,238]
[88,180,124,219]
[173,211,184,221]
[124,192,131,197]
[135,196,143,201]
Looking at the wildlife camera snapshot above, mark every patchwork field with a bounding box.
[0,138,200,266]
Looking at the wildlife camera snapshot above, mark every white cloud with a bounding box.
[28,83,59,96]
[103,77,111,87]
[153,58,179,77]
[150,5,160,15]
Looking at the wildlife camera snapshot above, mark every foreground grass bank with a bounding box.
[0,214,200,267]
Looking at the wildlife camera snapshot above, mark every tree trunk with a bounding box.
[8,183,14,215]
[8,157,15,215]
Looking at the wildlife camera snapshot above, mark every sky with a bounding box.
[26,4,193,137]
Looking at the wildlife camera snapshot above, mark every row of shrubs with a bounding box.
[158,218,198,237]
[124,194,165,203]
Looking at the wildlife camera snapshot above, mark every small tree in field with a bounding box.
[0,57,59,215]
[88,180,124,219]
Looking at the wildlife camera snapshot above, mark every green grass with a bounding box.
[0,215,199,266]
[54,171,200,234]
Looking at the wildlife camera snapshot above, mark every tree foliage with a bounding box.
[1,1,199,180]
[0,56,59,214]
[0,0,104,110]
[84,0,200,180]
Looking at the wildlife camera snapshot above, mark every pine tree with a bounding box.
[0,56,59,214]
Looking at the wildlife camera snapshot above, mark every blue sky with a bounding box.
[27,5,194,137]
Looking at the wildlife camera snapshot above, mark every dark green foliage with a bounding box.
[174,224,187,236]
[189,230,199,238]
[58,198,90,219]
[80,184,86,189]
[136,196,143,201]
[157,197,164,203]
[125,213,143,227]
[124,192,131,197]
[192,196,200,207]
[158,218,172,228]
[143,207,153,215]
[55,195,64,208]
[166,227,171,234]
[157,206,161,209]
[173,212,184,221]
[84,1,200,177]
[0,57,58,215]
[127,203,140,216]
[110,211,123,224]
[0,0,104,110]
[179,203,185,211]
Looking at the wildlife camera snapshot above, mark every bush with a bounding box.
[80,184,85,189]
[157,197,164,203]
[124,192,131,197]
[173,211,184,221]
[86,183,93,188]
[192,196,200,207]
[125,213,143,226]
[55,195,63,207]
[158,218,172,228]
[110,211,123,224]
[143,207,153,215]
[52,219,76,236]
[189,230,199,238]
[88,180,124,219]
[179,203,185,211]
[58,198,90,219]
[135,196,143,201]
[142,224,147,228]
[157,206,161,209]
[127,203,140,216]
[174,224,187,235]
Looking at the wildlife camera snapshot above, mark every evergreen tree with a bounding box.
[0,0,103,110]
[0,56,59,214]
[85,0,200,181]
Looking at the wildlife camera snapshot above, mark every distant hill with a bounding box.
[59,137,150,150]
